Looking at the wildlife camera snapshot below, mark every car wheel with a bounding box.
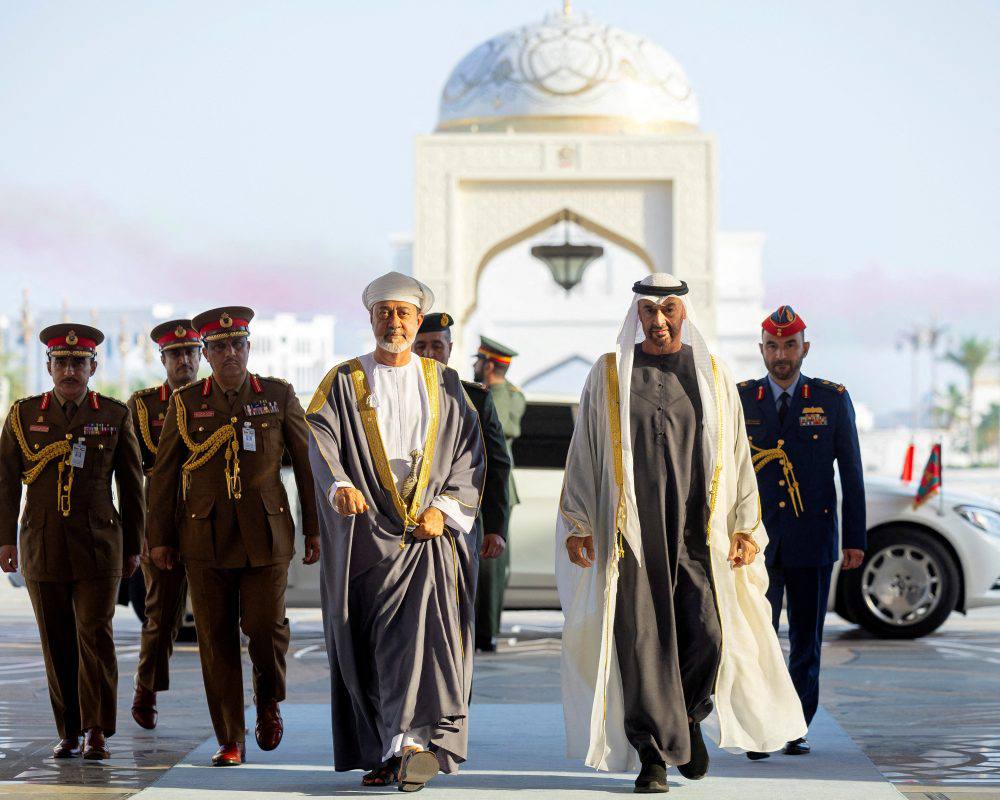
[128,571,147,623]
[843,527,959,639]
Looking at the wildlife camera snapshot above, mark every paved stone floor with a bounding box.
[1,578,1000,798]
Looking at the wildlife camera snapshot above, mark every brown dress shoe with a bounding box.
[131,684,158,730]
[83,728,110,760]
[52,737,81,758]
[255,699,283,751]
[211,742,246,766]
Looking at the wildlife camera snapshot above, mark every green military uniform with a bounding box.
[0,323,144,750]
[474,337,526,649]
[146,307,318,751]
[126,319,202,719]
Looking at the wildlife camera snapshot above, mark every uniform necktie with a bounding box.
[778,391,790,426]
[225,389,238,409]
[64,401,78,422]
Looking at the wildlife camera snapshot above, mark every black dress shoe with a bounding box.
[53,737,81,758]
[634,760,668,793]
[676,721,708,780]
[475,638,497,653]
[783,737,810,755]
[746,751,770,760]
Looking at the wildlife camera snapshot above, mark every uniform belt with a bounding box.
[750,441,804,517]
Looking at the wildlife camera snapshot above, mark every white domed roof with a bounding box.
[436,9,699,134]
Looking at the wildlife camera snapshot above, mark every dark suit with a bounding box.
[462,381,511,648]
[738,374,865,726]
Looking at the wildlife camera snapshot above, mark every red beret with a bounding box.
[762,305,806,338]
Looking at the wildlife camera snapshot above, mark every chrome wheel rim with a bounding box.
[860,543,942,626]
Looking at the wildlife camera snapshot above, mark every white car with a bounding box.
[282,396,1000,640]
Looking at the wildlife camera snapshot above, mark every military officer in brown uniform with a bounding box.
[147,307,319,767]
[0,324,144,760]
[126,320,203,730]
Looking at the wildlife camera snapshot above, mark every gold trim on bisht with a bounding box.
[348,356,441,548]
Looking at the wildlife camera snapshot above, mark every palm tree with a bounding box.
[933,383,965,429]
[978,403,1000,464]
[944,337,994,460]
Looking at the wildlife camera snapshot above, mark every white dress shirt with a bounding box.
[331,352,474,534]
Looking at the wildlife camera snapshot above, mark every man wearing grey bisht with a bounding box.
[306,271,485,792]
[557,273,806,793]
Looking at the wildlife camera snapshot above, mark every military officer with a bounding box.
[147,306,320,767]
[414,313,512,613]
[126,320,202,730]
[471,336,526,652]
[0,323,144,760]
[738,306,866,759]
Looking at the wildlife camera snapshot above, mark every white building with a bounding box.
[395,7,766,396]
[249,313,338,396]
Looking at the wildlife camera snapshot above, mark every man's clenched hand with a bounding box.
[566,535,595,568]
[413,507,445,540]
[334,487,369,516]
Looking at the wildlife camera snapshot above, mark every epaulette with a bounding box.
[96,392,127,409]
[257,375,289,386]
[133,385,161,398]
[508,382,523,394]
[176,378,203,393]
[816,379,847,395]
[737,379,753,390]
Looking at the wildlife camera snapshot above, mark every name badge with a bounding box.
[242,427,257,452]
[70,441,87,468]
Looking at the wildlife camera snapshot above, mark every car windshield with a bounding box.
[511,401,577,469]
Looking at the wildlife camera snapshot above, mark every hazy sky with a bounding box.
[1,1,997,415]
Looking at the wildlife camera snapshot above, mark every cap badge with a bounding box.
[66,330,78,345]
[220,313,233,328]
[440,313,450,326]
[175,325,187,338]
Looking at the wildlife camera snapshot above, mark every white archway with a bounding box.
[413,133,718,366]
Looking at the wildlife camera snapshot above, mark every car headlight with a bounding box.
[955,505,1000,537]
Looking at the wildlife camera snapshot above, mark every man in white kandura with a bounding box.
[306,271,485,793]
[557,273,807,793]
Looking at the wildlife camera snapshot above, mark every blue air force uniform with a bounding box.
[738,371,866,727]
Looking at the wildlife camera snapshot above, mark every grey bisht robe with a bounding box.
[306,355,485,773]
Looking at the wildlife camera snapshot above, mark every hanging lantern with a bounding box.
[530,218,604,292]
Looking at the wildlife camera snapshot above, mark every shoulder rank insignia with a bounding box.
[819,379,846,394]
[738,380,750,389]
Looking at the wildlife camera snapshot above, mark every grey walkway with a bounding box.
[133,702,902,799]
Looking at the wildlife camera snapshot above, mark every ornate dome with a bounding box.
[436,8,699,134]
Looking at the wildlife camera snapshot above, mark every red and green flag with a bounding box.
[913,443,942,509]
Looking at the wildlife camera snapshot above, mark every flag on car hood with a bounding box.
[913,443,942,509]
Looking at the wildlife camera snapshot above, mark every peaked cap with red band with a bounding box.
[192,306,255,342]
[39,323,104,358]
[150,318,201,351]
[476,335,518,366]
[762,305,806,338]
